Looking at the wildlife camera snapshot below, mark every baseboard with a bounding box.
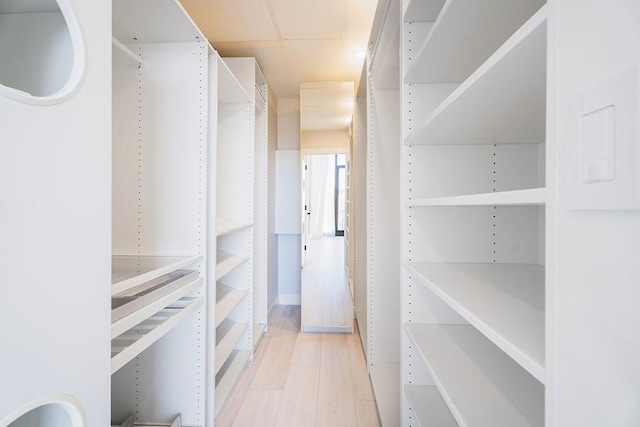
[278,293,301,305]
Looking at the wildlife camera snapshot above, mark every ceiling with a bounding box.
[179,0,379,100]
[300,81,354,130]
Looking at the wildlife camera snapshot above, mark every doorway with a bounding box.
[301,153,353,333]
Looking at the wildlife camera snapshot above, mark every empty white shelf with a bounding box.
[406,262,544,382]
[218,57,251,104]
[404,7,547,146]
[112,414,183,427]
[404,323,544,426]
[111,297,203,375]
[215,319,249,374]
[406,188,546,207]
[215,349,251,415]
[112,276,203,339]
[216,217,252,236]
[112,254,203,295]
[112,270,198,323]
[216,250,249,280]
[215,283,249,327]
[404,385,457,427]
[404,0,545,83]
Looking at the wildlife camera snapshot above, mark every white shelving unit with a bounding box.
[111,0,209,425]
[400,0,547,425]
[224,57,270,350]
[209,55,255,418]
[353,0,403,424]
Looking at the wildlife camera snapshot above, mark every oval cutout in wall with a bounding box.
[0,0,85,105]
[1,395,84,427]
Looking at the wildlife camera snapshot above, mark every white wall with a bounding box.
[276,98,302,304]
[548,1,640,425]
[277,98,300,149]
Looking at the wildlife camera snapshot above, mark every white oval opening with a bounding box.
[1,395,84,427]
[0,0,85,105]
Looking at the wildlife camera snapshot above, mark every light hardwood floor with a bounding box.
[301,236,353,332]
[216,305,380,427]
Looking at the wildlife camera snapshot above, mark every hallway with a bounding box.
[216,306,380,427]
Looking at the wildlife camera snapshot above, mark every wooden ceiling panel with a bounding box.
[180,0,278,43]
[269,0,348,40]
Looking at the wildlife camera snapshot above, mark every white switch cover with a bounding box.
[580,105,615,183]
[570,66,640,210]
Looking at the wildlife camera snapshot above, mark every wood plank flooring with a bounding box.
[216,305,380,427]
[302,236,353,332]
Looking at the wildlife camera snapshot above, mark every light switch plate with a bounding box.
[569,66,640,210]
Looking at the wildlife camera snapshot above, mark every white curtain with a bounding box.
[307,155,335,238]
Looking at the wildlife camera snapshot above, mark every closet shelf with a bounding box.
[404,0,545,83]
[216,250,249,280]
[404,385,456,427]
[406,188,546,207]
[406,262,545,382]
[112,270,199,323]
[112,255,203,295]
[215,283,249,327]
[112,413,188,427]
[112,276,203,339]
[404,323,544,426]
[111,297,203,375]
[215,319,249,374]
[216,217,252,236]
[215,349,251,415]
[404,6,547,146]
